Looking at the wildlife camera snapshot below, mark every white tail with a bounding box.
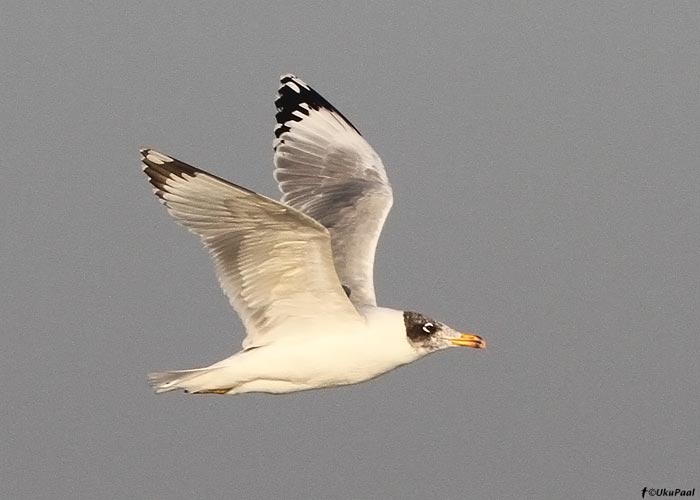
[147,367,233,394]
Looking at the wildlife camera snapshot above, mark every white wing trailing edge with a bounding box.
[273,75,394,308]
[141,149,363,349]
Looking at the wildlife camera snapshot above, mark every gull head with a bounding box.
[403,311,486,353]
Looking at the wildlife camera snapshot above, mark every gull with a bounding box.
[141,74,485,395]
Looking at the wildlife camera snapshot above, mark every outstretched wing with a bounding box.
[273,75,393,308]
[141,149,363,349]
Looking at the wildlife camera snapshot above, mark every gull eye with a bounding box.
[422,322,436,334]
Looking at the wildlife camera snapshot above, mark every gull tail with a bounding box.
[147,367,234,395]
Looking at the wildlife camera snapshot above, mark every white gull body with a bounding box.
[142,75,485,395]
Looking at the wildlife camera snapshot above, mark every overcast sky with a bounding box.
[1,2,698,499]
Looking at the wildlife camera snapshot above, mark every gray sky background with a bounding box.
[1,2,698,499]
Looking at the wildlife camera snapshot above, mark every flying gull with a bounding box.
[141,74,485,395]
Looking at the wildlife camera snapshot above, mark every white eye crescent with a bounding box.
[422,322,435,333]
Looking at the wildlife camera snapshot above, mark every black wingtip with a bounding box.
[139,148,259,197]
[275,75,361,136]
[140,149,197,194]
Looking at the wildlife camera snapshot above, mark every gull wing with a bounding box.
[141,149,364,349]
[273,75,394,308]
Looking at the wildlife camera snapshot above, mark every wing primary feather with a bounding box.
[271,76,394,308]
